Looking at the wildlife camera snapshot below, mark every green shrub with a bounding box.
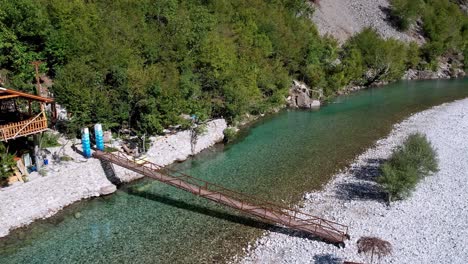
[39,168,48,177]
[341,28,414,85]
[194,124,208,136]
[0,142,16,180]
[379,162,419,201]
[60,155,74,162]
[223,127,238,143]
[378,133,438,202]
[389,0,424,31]
[103,146,118,153]
[40,132,61,148]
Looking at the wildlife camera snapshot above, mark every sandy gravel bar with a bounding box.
[239,98,468,263]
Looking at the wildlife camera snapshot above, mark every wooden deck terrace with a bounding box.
[0,87,54,141]
[0,113,48,141]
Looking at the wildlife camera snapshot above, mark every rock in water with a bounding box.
[287,80,321,109]
[99,185,117,196]
[310,100,321,108]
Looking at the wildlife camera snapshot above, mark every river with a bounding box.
[1,79,467,263]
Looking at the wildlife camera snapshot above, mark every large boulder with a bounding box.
[287,80,321,109]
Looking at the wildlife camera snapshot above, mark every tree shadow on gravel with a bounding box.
[335,158,387,202]
[335,181,387,201]
[126,187,340,245]
[349,158,385,181]
[379,5,401,30]
[313,254,342,264]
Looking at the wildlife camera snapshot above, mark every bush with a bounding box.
[40,132,61,148]
[223,127,238,143]
[378,133,438,202]
[0,142,16,180]
[389,0,424,31]
[194,124,208,136]
[341,28,413,85]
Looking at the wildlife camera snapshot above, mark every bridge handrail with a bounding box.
[95,150,349,241]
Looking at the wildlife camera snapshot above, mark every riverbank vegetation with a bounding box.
[378,133,438,203]
[0,142,15,180]
[0,0,466,136]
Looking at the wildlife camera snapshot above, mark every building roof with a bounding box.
[0,87,54,103]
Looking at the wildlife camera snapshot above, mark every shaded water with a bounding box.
[1,79,467,263]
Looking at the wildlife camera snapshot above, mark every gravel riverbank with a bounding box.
[238,98,468,263]
[0,119,226,238]
[312,0,417,43]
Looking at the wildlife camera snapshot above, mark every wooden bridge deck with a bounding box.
[93,150,349,245]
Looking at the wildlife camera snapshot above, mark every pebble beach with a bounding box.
[0,119,226,238]
[239,98,468,263]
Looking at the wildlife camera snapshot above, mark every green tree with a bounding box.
[389,0,424,31]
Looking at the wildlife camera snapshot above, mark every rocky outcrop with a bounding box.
[287,80,321,109]
[403,56,466,80]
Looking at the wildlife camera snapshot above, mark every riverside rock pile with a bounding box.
[312,0,417,43]
[0,119,226,238]
[239,98,468,263]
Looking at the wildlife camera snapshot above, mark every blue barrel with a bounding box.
[82,128,91,158]
[94,124,105,151]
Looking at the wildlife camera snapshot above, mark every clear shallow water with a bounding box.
[1,79,467,263]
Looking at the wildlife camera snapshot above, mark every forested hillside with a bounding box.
[0,0,466,135]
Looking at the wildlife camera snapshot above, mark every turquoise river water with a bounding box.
[0,79,467,263]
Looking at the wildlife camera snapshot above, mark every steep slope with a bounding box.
[312,0,420,43]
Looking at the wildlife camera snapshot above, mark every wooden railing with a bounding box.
[94,150,350,245]
[0,113,48,141]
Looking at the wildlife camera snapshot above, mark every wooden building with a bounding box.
[0,87,54,142]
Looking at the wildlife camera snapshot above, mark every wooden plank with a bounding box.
[0,87,53,103]
[0,94,20,100]
[7,176,19,184]
[16,159,29,177]
[13,168,24,183]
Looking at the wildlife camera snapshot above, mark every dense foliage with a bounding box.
[378,133,438,202]
[0,142,16,179]
[339,28,420,87]
[390,0,468,65]
[0,0,465,135]
[0,0,323,134]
